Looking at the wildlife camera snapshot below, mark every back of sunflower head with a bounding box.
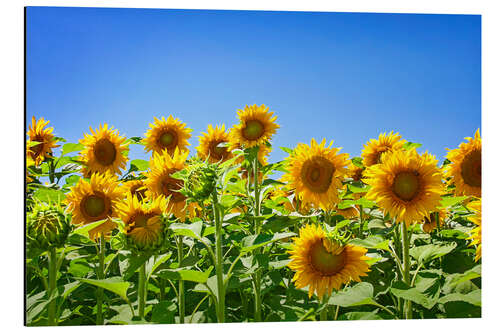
[27,200,71,251]
[182,159,219,202]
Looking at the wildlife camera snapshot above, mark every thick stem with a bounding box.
[177,236,185,323]
[212,191,225,323]
[401,222,412,319]
[47,247,57,326]
[252,273,262,322]
[96,234,105,325]
[138,263,146,319]
[358,205,364,236]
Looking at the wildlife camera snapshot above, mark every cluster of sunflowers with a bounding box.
[25,104,481,325]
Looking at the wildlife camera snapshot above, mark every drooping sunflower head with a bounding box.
[229,104,279,148]
[364,149,444,225]
[122,179,148,202]
[361,131,406,168]
[421,209,447,233]
[79,124,129,177]
[467,198,481,262]
[117,194,169,253]
[283,138,349,211]
[27,201,71,250]
[197,124,233,163]
[288,224,371,299]
[143,116,192,155]
[144,148,196,221]
[65,172,124,241]
[27,116,59,166]
[445,129,481,198]
[183,162,218,202]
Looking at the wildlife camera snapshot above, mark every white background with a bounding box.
[1,1,498,332]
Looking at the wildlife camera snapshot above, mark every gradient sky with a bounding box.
[26,7,481,167]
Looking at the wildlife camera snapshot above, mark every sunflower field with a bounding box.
[25,104,481,326]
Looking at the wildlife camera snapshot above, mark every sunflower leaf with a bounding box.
[61,143,84,156]
[158,267,213,283]
[409,243,457,265]
[170,221,203,240]
[240,232,296,252]
[438,196,468,208]
[328,282,375,307]
[79,277,131,304]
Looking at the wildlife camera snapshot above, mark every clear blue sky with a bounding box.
[26,7,481,166]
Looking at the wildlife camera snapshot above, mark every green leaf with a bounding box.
[71,219,109,239]
[409,243,457,264]
[146,253,172,281]
[151,300,176,324]
[170,221,203,240]
[338,311,383,320]
[280,147,293,154]
[438,196,468,208]
[390,281,437,309]
[122,254,150,281]
[351,157,364,168]
[61,143,84,155]
[130,159,149,171]
[403,142,423,150]
[349,236,389,251]
[439,290,481,307]
[68,259,92,278]
[79,277,131,303]
[158,267,213,283]
[33,187,66,203]
[240,232,296,252]
[328,282,376,307]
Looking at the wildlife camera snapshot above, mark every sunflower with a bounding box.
[288,224,371,299]
[364,149,444,225]
[65,172,124,241]
[117,194,168,252]
[467,199,481,261]
[144,148,195,221]
[347,161,364,182]
[122,179,148,202]
[361,131,406,168]
[197,124,233,163]
[445,129,481,198]
[143,116,192,155]
[421,209,447,233]
[27,116,59,166]
[79,124,129,177]
[229,104,279,148]
[283,138,349,211]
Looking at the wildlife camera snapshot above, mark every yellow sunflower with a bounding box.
[445,129,481,198]
[117,194,168,251]
[79,124,129,177]
[229,104,279,148]
[347,161,364,182]
[361,131,406,168]
[283,138,349,211]
[122,179,148,202]
[27,116,59,166]
[197,124,233,163]
[288,224,371,299]
[143,116,192,155]
[65,172,124,241]
[421,209,447,233]
[364,149,444,225]
[144,148,195,221]
[467,199,481,262]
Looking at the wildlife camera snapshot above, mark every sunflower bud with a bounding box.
[27,203,71,250]
[184,162,218,201]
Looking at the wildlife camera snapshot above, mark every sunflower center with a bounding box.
[242,120,265,141]
[301,156,335,193]
[31,136,44,156]
[132,213,154,228]
[159,131,178,149]
[392,171,420,201]
[309,240,346,276]
[460,149,481,187]
[94,139,117,166]
[81,193,109,220]
[210,140,229,160]
[161,175,185,203]
[130,184,147,201]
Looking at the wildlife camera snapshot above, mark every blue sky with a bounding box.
[26,7,481,167]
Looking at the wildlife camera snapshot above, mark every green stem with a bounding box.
[177,236,185,323]
[159,278,165,301]
[252,157,263,322]
[401,222,412,319]
[212,191,225,323]
[48,159,55,184]
[138,263,146,319]
[47,247,57,326]
[359,205,364,236]
[96,234,105,325]
[252,272,262,322]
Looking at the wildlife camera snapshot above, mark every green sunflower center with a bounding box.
[301,156,335,193]
[392,171,420,201]
[81,194,109,219]
[159,131,177,148]
[242,120,265,141]
[461,149,481,187]
[309,240,346,276]
[94,139,117,166]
